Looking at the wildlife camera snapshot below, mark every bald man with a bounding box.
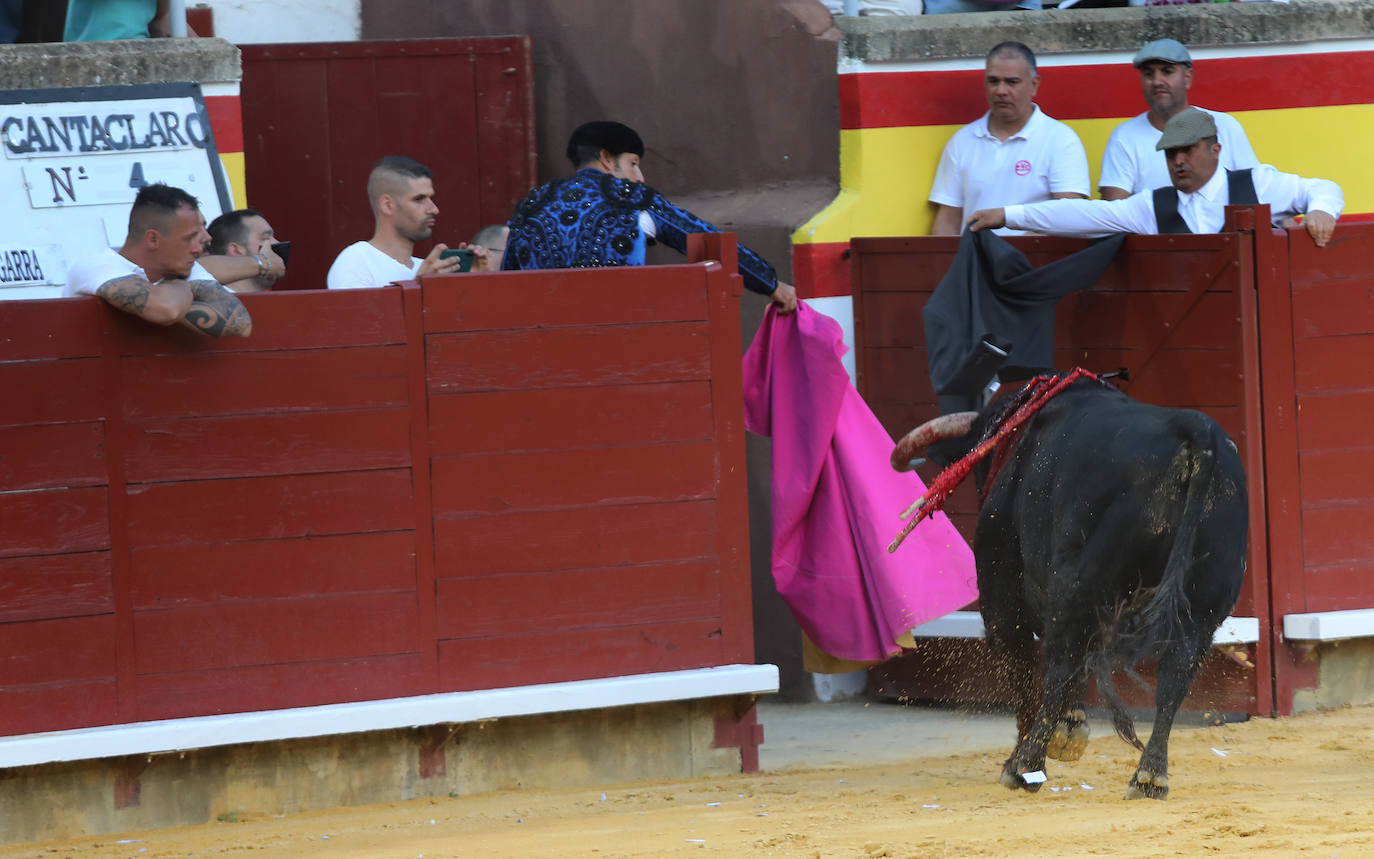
[326,155,484,289]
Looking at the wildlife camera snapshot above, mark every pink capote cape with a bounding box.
[742,303,978,662]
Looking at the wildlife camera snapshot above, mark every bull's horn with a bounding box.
[890,411,978,471]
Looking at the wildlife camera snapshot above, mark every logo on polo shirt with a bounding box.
[1014,160,1032,176]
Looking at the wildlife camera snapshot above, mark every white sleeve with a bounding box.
[1215,112,1260,171]
[1047,125,1091,197]
[1005,193,1157,237]
[928,135,964,207]
[1253,164,1344,223]
[1097,122,1138,194]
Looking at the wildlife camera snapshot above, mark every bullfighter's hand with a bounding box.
[1304,211,1336,248]
[967,209,1006,232]
[770,281,798,314]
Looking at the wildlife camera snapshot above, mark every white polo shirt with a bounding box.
[1099,107,1259,196]
[928,105,1091,236]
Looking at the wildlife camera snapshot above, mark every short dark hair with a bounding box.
[367,155,433,213]
[987,41,1037,74]
[371,155,432,182]
[207,208,263,255]
[565,121,644,168]
[128,183,199,237]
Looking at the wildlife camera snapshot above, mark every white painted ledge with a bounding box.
[908,611,1260,645]
[0,664,779,771]
[1284,609,1374,642]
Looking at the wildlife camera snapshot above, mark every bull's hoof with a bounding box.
[1047,711,1090,762]
[1124,770,1169,800]
[999,766,1044,793]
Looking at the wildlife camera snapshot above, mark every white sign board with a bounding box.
[0,83,232,300]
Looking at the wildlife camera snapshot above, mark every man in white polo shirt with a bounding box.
[1099,39,1259,201]
[929,41,1090,237]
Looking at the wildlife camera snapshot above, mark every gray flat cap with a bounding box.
[1133,38,1192,67]
[1156,108,1217,150]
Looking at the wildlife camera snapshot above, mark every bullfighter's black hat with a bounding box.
[566,121,645,163]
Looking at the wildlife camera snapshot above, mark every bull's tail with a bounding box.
[1090,430,1220,750]
[1088,652,1145,751]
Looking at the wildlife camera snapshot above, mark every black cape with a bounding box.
[923,229,1125,414]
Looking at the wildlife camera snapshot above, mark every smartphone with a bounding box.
[270,241,291,267]
[439,247,475,272]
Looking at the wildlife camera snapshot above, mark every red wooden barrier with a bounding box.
[238,38,536,291]
[850,218,1283,715]
[0,262,749,738]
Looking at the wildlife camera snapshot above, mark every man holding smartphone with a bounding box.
[326,155,484,290]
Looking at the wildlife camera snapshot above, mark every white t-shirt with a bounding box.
[64,246,216,297]
[326,241,421,290]
[1099,108,1259,196]
[929,105,1091,236]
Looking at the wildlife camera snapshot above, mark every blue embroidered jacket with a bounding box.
[502,168,778,296]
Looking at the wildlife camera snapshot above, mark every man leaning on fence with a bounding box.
[967,108,1342,247]
[64,183,252,337]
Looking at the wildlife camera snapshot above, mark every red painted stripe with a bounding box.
[204,93,242,153]
[841,51,1374,129]
[792,241,852,299]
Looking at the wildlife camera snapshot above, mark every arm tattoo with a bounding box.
[180,279,253,338]
[96,275,153,314]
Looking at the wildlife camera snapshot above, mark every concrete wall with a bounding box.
[1291,640,1374,713]
[0,697,751,846]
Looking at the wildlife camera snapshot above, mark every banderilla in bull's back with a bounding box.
[889,369,1248,800]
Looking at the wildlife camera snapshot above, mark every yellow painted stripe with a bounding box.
[795,105,1373,245]
[219,151,247,210]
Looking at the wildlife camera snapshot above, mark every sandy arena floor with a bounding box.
[5,702,1372,858]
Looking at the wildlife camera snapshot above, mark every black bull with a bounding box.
[892,377,1247,800]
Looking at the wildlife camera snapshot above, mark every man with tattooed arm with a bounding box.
[64,183,252,338]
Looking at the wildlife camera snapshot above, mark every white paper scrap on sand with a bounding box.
[1212,748,1229,758]
[1021,770,1047,784]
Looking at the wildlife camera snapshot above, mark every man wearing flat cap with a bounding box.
[1099,38,1259,201]
[502,120,797,313]
[967,108,1342,247]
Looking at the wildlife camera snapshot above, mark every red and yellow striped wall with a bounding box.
[202,81,246,210]
[794,44,1374,298]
